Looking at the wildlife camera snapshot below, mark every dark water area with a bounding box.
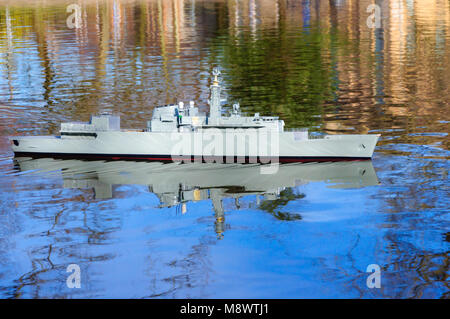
[0,0,448,298]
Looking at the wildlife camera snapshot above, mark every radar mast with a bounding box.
[209,68,222,122]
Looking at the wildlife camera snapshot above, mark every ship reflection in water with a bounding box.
[14,158,378,239]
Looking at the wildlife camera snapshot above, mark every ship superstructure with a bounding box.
[147,68,283,132]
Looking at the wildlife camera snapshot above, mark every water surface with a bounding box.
[0,0,449,298]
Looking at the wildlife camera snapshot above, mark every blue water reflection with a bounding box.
[0,0,448,298]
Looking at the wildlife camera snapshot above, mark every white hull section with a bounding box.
[11,131,380,162]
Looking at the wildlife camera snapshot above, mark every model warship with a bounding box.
[11,68,380,163]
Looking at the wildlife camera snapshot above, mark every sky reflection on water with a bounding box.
[0,0,448,298]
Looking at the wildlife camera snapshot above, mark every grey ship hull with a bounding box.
[11,131,380,163]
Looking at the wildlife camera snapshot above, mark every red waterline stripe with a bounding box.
[14,152,370,163]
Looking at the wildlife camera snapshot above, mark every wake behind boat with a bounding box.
[10,68,380,163]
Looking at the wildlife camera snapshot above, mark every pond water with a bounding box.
[0,0,448,298]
